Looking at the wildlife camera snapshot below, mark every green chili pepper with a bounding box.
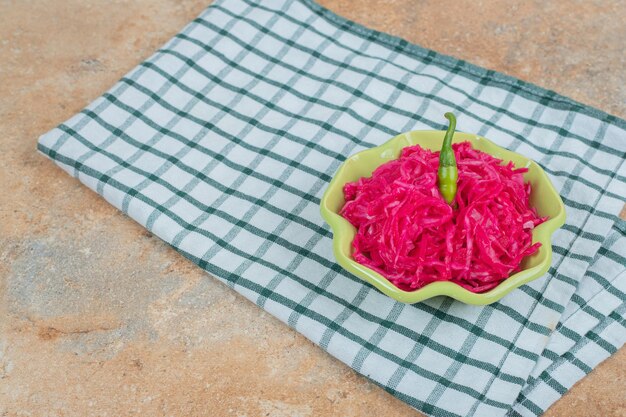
[438,112,458,205]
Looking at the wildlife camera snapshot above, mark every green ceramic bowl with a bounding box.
[320,130,566,305]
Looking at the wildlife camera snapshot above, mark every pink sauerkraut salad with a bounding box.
[340,142,545,293]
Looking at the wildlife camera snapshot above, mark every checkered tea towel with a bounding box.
[37,1,626,416]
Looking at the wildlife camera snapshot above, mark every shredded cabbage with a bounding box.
[340,142,545,293]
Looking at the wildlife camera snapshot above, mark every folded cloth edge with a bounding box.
[299,0,626,129]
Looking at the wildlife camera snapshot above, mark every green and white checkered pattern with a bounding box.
[510,220,626,417]
[38,1,626,415]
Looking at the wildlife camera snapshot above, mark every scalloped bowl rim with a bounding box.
[320,130,566,305]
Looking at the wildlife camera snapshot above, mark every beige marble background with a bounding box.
[0,1,624,416]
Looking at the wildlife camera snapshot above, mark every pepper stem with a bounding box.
[440,112,457,166]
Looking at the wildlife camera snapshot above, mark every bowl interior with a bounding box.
[321,130,566,305]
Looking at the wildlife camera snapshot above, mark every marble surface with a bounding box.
[0,1,624,416]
